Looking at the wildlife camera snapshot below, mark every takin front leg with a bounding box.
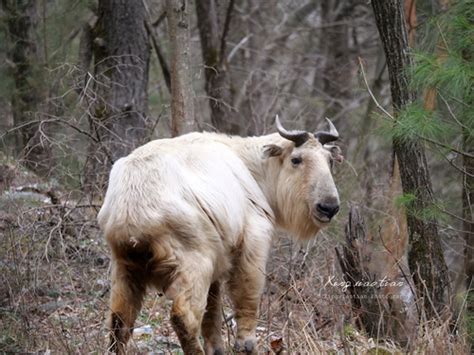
[108,261,146,354]
[228,233,271,354]
[201,281,224,355]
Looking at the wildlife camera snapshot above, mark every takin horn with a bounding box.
[275,115,309,147]
[314,117,339,145]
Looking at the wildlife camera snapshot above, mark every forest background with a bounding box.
[0,0,472,353]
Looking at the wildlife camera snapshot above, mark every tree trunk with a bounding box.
[371,0,449,317]
[83,0,150,193]
[195,0,239,134]
[463,113,474,352]
[319,0,352,118]
[2,0,52,175]
[337,204,416,344]
[336,206,390,337]
[167,0,195,136]
[306,0,357,133]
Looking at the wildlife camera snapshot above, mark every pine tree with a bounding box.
[376,0,472,345]
[372,0,449,319]
[405,0,473,346]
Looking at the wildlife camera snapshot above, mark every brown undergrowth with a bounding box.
[0,163,468,354]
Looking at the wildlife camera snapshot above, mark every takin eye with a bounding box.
[291,156,303,166]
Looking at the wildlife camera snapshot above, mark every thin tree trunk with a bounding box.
[457,0,472,344]
[167,0,195,136]
[462,97,474,353]
[371,0,449,317]
[83,0,150,193]
[145,20,171,93]
[320,0,352,117]
[195,0,239,134]
[336,206,390,338]
[2,0,52,175]
[306,0,356,132]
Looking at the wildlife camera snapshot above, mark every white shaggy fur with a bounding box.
[98,130,340,354]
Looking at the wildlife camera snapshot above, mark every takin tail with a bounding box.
[106,226,179,295]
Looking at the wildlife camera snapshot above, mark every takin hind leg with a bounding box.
[165,257,213,355]
[228,222,271,354]
[107,261,146,354]
[201,281,224,355]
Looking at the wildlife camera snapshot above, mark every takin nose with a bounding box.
[316,202,340,219]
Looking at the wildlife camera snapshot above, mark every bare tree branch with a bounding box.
[145,19,171,93]
[219,0,235,66]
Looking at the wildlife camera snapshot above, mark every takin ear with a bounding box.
[326,144,344,163]
[262,144,283,159]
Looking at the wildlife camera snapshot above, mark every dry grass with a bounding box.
[0,163,469,354]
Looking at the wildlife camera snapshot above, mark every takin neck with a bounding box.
[227,133,283,208]
[219,133,321,240]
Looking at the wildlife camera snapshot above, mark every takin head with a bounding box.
[263,115,343,240]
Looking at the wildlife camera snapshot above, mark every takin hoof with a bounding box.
[234,337,257,354]
[204,343,225,355]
